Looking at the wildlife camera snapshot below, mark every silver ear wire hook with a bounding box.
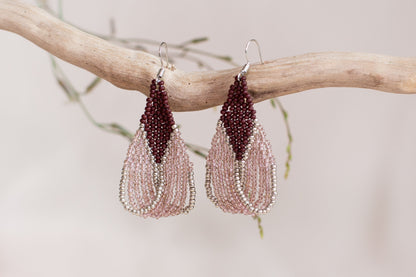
[238,39,264,80]
[245,39,264,65]
[156,42,169,82]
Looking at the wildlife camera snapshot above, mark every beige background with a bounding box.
[1,0,416,276]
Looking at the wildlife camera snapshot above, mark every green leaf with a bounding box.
[253,215,264,239]
[219,56,233,62]
[85,77,102,94]
[107,123,134,141]
[185,143,209,159]
[49,55,79,101]
[189,149,207,158]
[270,98,276,108]
[190,37,209,44]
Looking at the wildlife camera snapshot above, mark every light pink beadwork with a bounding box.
[119,126,195,218]
[205,121,277,215]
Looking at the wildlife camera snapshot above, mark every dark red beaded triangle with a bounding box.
[220,75,256,160]
[140,79,175,163]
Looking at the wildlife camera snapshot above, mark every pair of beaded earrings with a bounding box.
[119,40,277,218]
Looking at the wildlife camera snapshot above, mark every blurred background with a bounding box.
[1,0,416,276]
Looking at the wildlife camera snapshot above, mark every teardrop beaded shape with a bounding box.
[205,76,277,215]
[119,80,196,218]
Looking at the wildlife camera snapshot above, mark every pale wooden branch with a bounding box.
[1,0,416,111]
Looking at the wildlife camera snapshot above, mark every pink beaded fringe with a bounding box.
[119,126,195,218]
[119,79,195,218]
[205,75,277,216]
[205,121,277,215]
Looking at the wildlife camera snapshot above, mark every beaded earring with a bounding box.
[119,42,196,218]
[205,39,277,215]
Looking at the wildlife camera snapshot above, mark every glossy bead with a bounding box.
[219,76,256,160]
[139,79,175,163]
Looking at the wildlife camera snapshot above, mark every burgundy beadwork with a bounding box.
[140,79,175,163]
[220,75,256,160]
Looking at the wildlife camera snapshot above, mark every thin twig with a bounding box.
[271,98,293,179]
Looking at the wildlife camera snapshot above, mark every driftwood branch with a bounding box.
[1,0,416,111]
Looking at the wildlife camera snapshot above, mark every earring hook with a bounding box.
[245,39,264,65]
[156,42,169,82]
[238,39,264,80]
